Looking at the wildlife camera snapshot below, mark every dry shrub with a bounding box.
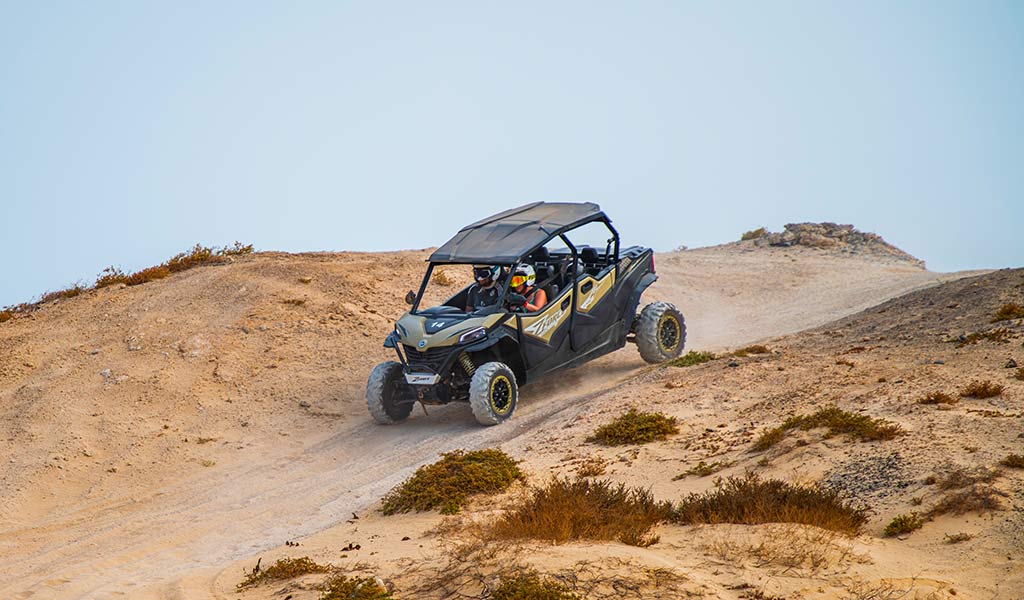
[39,284,87,303]
[992,302,1024,322]
[928,485,1005,516]
[0,309,15,323]
[587,408,678,446]
[673,459,732,480]
[1015,367,1024,381]
[576,456,608,477]
[492,571,579,600]
[488,477,673,547]
[406,535,690,600]
[953,328,1013,347]
[1000,453,1024,468]
[944,532,973,544]
[674,473,868,535]
[380,449,523,515]
[959,380,1004,398]
[741,227,768,241]
[320,574,394,600]
[96,243,253,289]
[937,466,1001,490]
[752,406,902,451]
[706,523,860,575]
[431,269,456,287]
[282,297,307,306]
[733,345,771,357]
[236,556,332,589]
[882,513,923,537]
[917,391,957,405]
[667,350,716,367]
[95,266,129,288]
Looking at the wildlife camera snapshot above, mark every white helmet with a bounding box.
[511,264,536,289]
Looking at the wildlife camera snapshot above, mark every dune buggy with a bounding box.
[367,202,685,425]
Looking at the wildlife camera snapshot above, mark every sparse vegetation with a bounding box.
[576,456,608,477]
[751,406,902,451]
[380,449,523,515]
[1015,367,1024,381]
[673,459,732,479]
[992,302,1024,322]
[952,328,1013,347]
[320,574,394,600]
[741,227,768,241]
[673,474,868,535]
[2,243,254,325]
[918,391,957,405]
[928,485,1004,516]
[944,532,973,544]
[936,466,1001,490]
[732,345,771,357]
[96,243,253,289]
[959,380,1004,399]
[586,408,679,446]
[282,297,307,306]
[882,513,923,537]
[489,477,673,547]
[491,571,580,600]
[431,268,456,286]
[237,556,332,589]
[666,350,716,367]
[999,453,1024,468]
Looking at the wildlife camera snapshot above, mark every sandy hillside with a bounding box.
[0,236,999,599]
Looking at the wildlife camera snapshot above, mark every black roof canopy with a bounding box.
[429,202,606,264]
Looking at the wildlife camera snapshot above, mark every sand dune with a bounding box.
[2,241,1017,599]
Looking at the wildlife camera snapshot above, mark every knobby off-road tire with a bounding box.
[636,301,686,364]
[468,362,518,426]
[366,361,414,424]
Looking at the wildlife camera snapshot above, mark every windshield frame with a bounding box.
[411,262,515,316]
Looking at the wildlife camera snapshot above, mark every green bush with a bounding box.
[587,408,679,446]
[380,449,523,515]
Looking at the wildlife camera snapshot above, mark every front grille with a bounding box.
[403,344,453,374]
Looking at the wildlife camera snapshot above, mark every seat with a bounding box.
[579,246,602,275]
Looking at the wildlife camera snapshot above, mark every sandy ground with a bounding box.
[0,242,1004,599]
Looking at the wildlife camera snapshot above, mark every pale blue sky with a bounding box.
[2,2,1022,307]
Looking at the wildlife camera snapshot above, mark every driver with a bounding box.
[465,265,503,312]
[508,264,548,312]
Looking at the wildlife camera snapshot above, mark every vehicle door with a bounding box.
[564,221,622,352]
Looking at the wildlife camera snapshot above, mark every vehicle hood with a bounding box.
[394,312,505,350]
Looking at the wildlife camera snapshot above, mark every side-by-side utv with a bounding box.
[366,202,685,425]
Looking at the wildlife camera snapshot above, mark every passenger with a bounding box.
[466,265,503,312]
[509,264,548,312]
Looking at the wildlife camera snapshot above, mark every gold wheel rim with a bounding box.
[490,374,513,415]
[659,314,681,353]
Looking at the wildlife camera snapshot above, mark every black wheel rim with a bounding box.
[659,316,680,352]
[490,375,513,415]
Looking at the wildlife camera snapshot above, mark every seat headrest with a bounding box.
[531,247,550,262]
[580,247,600,263]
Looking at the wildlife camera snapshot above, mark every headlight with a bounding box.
[459,327,487,344]
[396,324,407,338]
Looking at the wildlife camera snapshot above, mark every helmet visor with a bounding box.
[474,267,496,281]
[510,275,528,288]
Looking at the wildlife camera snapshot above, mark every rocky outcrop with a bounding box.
[745,223,924,267]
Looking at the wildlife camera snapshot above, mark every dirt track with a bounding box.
[0,244,978,599]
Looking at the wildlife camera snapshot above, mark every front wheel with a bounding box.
[635,301,686,363]
[468,362,518,425]
[366,361,414,424]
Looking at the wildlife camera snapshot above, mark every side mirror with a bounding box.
[404,290,416,305]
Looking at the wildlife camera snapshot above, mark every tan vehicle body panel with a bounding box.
[395,312,505,350]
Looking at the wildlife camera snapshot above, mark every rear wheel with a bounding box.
[366,361,414,424]
[636,301,686,363]
[468,362,518,425]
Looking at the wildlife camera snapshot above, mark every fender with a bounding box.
[622,272,658,329]
[463,327,518,353]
